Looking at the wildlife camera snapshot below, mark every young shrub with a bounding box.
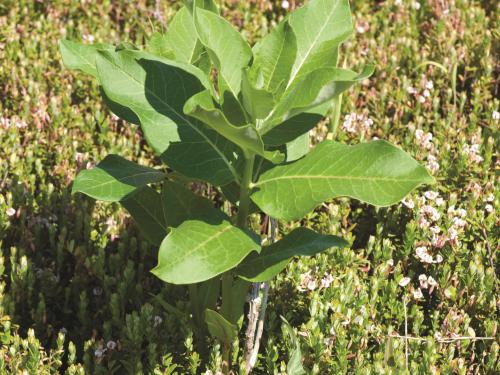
[60,0,432,372]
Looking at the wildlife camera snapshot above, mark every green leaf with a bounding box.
[284,132,310,162]
[262,66,374,132]
[281,317,306,375]
[163,7,206,66]
[193,3,252,98]
[183,0,219,14]
[96,49,242,186]
[198,277,221,312]
[220,278,250,326]
[241,69,275,121]
[184,91,284,163]
[121,187,167,246]
[248,19,297,94]
[161,179,226,227]
[152,219,260,284]
[237,228,347,281]
[72,155,165,202]
[204,309,237,345]
[286,0,353,90]
[262,112,323,147]
[100,88,140,125]
[146,32,174,59]
[251,140,434,220]
[59,39,113,78]
[121,180,221,245]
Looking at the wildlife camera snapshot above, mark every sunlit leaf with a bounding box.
[72,155,165,202]
[252,140,434,220]
[237,227,347,281]
[152,219,260,284]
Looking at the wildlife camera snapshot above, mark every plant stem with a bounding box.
[327,93,342,140]
[221,152,255,374]
[236,152,256,229]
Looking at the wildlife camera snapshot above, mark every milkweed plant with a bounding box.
[59,0,432,372]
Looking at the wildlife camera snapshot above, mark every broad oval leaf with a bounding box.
[72,155,165,202]
[96,49,242,186]
[152,219,260,284]
[59,39,113,78]
[237,227,347,281]
[184,90,284,163]
[248,20,297,94]
[251,140,434,220]
[286,0,353,90]
[193,3,252,98]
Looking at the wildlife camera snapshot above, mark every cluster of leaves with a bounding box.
[0,0,497,373]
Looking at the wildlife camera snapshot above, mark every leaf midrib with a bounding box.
[255,174,427,186]
[164,224,234,269]
[77,170,163,189]
[285,5,336,90]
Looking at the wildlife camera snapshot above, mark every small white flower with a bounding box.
[452,217,466,228]
[448,227,459,240]
[281,0,290,9]
[418,216,430,229]
[399,277,411,287]
[423,89,431,98]
[426,154,440,173]
[386,259,394,267]
[425,81,434,90]
[427,276,437,287]
[407,86,417,95]
[320,273,334,289]
[413,2,421,10]
[424,191,439,200]
[106,340,117,350]
[95,347,106,358]
[402,197,414,209]
[418,96,426,104]
[430,226,441,234]
[82,33,95,43]
[413,288,423,299]
[486,193,494,202]
[6,207,16,217]
[418,274,428,289]
[485,204,493,213]
[434,254,443,263]
[493,110,500,120]
[435,197,444,206]
[154,315,163,327]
